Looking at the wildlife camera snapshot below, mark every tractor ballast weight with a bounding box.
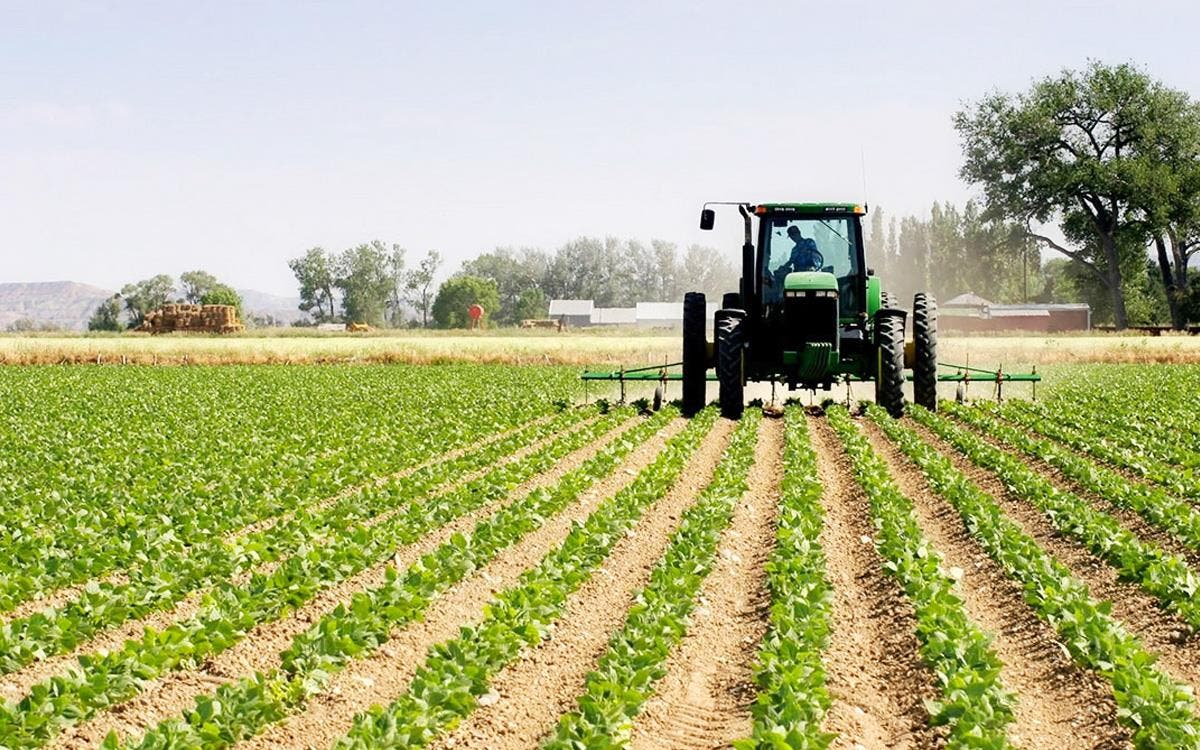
[684,201,935,419]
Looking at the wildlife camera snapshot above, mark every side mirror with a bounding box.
[699,208,715,230]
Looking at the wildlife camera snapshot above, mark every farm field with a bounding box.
[2,364,1200,748]
[3,330,1200,366]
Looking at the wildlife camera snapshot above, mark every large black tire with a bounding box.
[682,292,708,416]
[913,293,938,411]
[716,310,745,420]
[875,312,906,418]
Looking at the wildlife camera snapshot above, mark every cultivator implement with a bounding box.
[581,359,1041,405]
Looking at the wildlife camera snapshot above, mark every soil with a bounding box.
[47,414,648,749]
[626,415,782,750]
[808,415,942,750]
[425,417,738,750]
[863,419,1131,750]
[909,419,1200,703]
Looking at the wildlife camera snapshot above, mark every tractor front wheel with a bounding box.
[682,292,708,416]
[875,313,906,418]
[716,310,745,420]
[913,293,938,411]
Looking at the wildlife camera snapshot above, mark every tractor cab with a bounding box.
[758,204,865,318]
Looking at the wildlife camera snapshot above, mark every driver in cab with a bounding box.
[775,225,823,282]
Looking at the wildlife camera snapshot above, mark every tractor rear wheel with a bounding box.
[682,292,708,416]
[716,310,745,420]
[875,313,906,418]
[913,293,938,411]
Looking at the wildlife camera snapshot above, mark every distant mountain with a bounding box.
[0,281,305,331]
[236,289,305,326]
[0,281,114,331]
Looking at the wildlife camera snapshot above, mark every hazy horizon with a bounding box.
[4,1,1199,297]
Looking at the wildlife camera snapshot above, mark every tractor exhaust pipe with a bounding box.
[738,204,757,319]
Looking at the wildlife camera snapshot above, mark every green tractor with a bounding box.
[683,201,938,419]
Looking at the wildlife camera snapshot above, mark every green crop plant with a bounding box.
[826,406,1014,749]
[873,405,1200,749]
[911,406,1200,628]
[735,406,834,750]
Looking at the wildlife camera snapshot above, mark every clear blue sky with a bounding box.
[2,1,1198,296]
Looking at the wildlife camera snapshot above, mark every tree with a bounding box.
[680,244,739,301]
[335,242,394,327]
[199,283,243,319]
[179,270,219,304]
[955,61,1200,329]
[431,275,500,328]
[288,247,338,322]
[120,275,175,327]
[405,250,443,327]
[514,287,547,321]
[462,247,546,324]
[88,294,124,331]
[385,245,407,327]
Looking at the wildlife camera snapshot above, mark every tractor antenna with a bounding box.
[860,145,869,208]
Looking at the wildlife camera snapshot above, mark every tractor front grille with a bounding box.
[784,292,839,348]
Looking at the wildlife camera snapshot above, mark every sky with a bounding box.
[2,1,1199,297]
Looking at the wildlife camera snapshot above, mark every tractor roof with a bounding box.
[754,202,865,215]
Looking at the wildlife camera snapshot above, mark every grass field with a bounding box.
[3,329,1200,366]
[2,363,1200,748]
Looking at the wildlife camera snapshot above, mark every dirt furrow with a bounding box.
[863,420,1130,750]
[626,415,782,750]
[233,416,710,750]
[0,415,594,705]
[910,418,1200,702]
[48,414,642,750]
[427,418,739,750]
[808,414,940,750]
[953,415,1200,570]
[0,413,563,631]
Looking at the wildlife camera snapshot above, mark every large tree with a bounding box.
[431,275,500,328]
[405,250,443,327]
[955,61,1200,328]
[120,275,176,327]
[179,270,219,304]
[462,247,547,324]
[288,247,338,322]
[335,242,394,327]
[88,294,124,331]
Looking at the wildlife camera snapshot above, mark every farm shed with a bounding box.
[590,307,637,326]
[941,293,1091,333]
[548,299,594,328]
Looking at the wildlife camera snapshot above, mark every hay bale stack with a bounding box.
[138,303,243,334]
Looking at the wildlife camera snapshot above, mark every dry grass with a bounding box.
[1,330,1198,367]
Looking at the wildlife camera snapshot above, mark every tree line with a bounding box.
[287,238,738,328]
[88,271,244,331]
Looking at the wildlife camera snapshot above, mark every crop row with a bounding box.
[826,406,1015,748]
[873,405,1200,748]
[948,402,1200,557]
[0,367,574,613]
[543,410,761,747]
[991,400,1200,500]
[110,407,683,750]
[0,407,630,748]
[735,406,833,750]
[333,409,719,748]
[911,406,1200,628]
[0,407,589,676]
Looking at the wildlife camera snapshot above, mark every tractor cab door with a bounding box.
[760,215,864,318]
